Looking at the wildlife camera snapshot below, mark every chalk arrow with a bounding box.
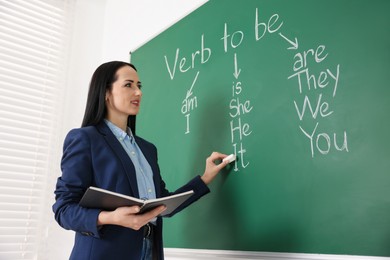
[186,71,200,99]
[279,32,299,50]
[233,53,241,79]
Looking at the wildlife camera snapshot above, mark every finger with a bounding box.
[128,206,141,214]
[221,158,231,166]
[207,152,227,162]
[213,159,228,171]
[116,205,141,215]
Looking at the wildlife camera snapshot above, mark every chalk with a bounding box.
[223,154,236,163]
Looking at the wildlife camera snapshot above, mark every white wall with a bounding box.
[48,1,207,259]
[101,0,208,62]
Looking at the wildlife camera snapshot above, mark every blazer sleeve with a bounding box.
[135,136,211,218]
[159,175,211,218]
[52,128,102,238]
[154,153,211,217]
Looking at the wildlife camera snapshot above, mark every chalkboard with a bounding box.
[131,0,390,257]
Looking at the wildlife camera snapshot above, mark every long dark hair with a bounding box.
[81,61,137,134]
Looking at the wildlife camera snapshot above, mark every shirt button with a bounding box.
[148,189,152,193]
[131,151,135,156]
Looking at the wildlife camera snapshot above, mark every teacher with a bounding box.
[52,61,229,260]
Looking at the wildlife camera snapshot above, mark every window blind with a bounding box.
[0,0,75,259]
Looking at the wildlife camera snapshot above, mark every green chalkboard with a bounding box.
[132,0,390,257]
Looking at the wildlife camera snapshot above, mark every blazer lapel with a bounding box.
[95,121,140,198]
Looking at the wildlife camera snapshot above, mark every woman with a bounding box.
[53,61,229,260]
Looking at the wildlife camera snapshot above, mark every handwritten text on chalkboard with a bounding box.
[163,7,349,160]
[287,45,349,157]
[181,71,199,134]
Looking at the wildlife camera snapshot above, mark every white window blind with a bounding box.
[0,0,75,259]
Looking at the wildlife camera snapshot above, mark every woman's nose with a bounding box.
[134,86,142,96]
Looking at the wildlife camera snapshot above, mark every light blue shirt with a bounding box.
[104,119,156,202]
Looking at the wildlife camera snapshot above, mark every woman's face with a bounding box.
[105,65,142,124]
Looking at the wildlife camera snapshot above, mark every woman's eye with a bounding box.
[124,82,142,89]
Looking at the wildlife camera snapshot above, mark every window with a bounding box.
[0,0,75,259]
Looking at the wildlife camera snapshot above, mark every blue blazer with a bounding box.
[53,121,210,260]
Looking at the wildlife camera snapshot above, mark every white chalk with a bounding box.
[223,154,236,163]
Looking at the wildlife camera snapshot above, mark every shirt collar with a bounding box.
[104,119,134,143]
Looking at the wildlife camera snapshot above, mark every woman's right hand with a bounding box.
[97,205,166,230]
[201,152,229,185]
